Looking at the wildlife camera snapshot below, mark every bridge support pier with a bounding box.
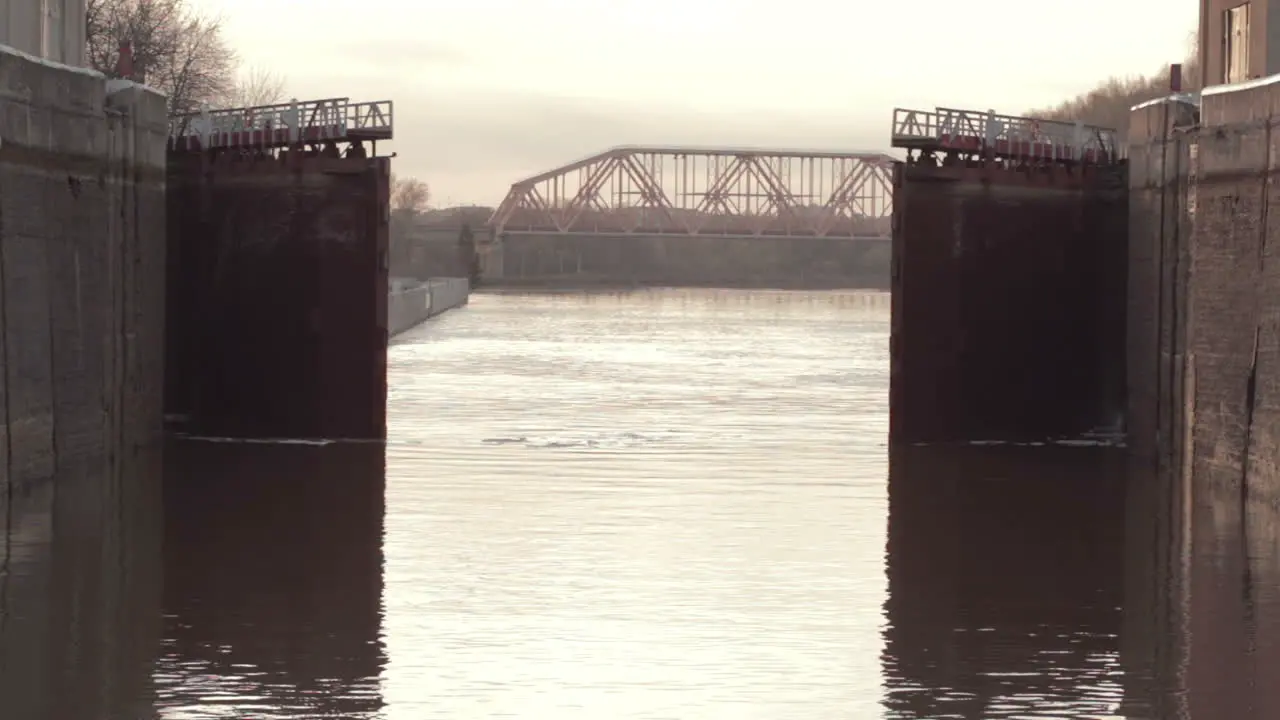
[481,232,890,290]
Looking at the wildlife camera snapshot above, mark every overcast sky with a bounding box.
[201,0,1197,206]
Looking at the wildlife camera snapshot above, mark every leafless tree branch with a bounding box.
[391,174,432,215]
[1027,31,1201,139]
[85,0,283,115]
[220,66,288,108]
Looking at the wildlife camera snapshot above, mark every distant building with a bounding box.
[0,0,86,67]
[1200,0,1280,87]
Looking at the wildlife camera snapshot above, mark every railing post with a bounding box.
[200,104,212,149]
[287,98,300,144]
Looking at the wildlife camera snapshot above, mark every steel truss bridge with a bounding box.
[488,146,894,239]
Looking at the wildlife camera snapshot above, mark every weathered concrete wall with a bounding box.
[1126,97,1198,467]
[1183,86,1280,712]
[1,48,167,481]
[390,221,478,279]
[0,47,165,717]
[1128,80,1280,718]
[166,153,390,440]
[388,276,470,336]
[482,232,890,290]
[0,2,86,67]
[889,162,1127,444]
[1183,79,1280,507]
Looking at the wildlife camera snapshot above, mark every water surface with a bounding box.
[3,288,1279,718]
[381,290,890,719]
[138,290,1280,718]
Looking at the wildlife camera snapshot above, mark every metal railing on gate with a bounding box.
[890,106,1121,164]
[168,97,394,152]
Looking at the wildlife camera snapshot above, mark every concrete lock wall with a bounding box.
[390,222,478,280]
[0,46,167,504]
[1126,96,1198,468]
[166,154,391,441]
[484,232,891,290]
[889,161,1128,444]
[1184,79,1280,509]
[0,45,166,716]
[387,276,470,337]
[1127,80,1280,719]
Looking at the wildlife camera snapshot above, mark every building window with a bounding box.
[1224,3,1251,84]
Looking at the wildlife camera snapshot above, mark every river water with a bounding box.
[3,289,1280,718]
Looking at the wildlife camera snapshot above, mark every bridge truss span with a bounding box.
[489,146,894,239]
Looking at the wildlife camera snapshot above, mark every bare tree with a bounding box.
[391,174,432,215]
[219,66,288,109]
[85,0,240,114]
[1027,31,1201,139]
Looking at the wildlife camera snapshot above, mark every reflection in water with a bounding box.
[0,447,163,720]
[882,445,1128,718]
[1182,468,1280,719]
[154,439,386,719]
[3,289,1280,718]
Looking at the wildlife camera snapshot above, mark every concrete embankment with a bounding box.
[0,44,167,717]
[389,277,470,336]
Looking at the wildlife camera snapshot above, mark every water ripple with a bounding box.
[381,290,888,719]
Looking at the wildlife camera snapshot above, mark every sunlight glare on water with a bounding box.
[381,290,890,719]
[144,288,1191,719]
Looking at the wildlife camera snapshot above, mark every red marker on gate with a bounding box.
[116,41,134,79]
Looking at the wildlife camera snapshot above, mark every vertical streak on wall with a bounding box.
[889,163,962,443]
[1127,98,1199,467]
[316,158,390,439]
[1123,95,1200,714]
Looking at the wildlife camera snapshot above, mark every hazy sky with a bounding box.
[201,0,1197,206]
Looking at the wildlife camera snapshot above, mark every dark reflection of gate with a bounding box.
[881,445,1130,718]
[154,439,387,718]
